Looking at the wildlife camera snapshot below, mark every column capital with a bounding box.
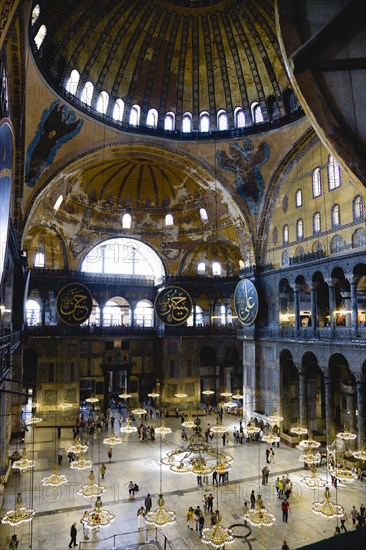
[324,278,338,287]
[354,371,364,384]
[309,282,318,290]
[345,273,358,285]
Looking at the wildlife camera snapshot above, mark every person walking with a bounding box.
[340,510,348,531]
[57,447,63,465]
[212,469,218,485]
[262,465,269,485]
[349,505,358,527]
[187,506,195,529]
[207,493,214,513]
[107,446,113,463]
[198,511,205,537]
[281,541,290,550]
[100,463,106,480]
[137,506,145,530]
[81,511,89,540]
[202,493,208,513]
[359,504,365,527]
[68,522,77,547]
[57,426,62,438]
[250,490,256,509]
[197,474,203,486]
[281,499,290,522]
[8,534,19,550]
[243,501,249,526]
[265,448,270,463]
[145,493,152,512]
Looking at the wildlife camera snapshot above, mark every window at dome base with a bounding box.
[80,238,165,284]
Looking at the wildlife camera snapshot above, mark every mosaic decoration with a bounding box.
[56,283,93,325]
[234,278,259,326]
[282,194,288,213]
[154,286,192,326]
[26,100,83,187]
[216,139,270,215]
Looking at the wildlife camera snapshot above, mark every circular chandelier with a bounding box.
[58,400,73,410]
[147,389,160,398]
[1,493,35,527]
[42,463,68,487]
[174,391,187,398]
[223,400,237,409]
[232,389,244,400]
[131,404,147,415]
[291,420,308,436]
[353,443,366,460]
[202,388,215,396]
[312,487,344,519]
[297,431,321,450]
[298,450,321,465]
[70,452,93,470]
[103,429,122,446]
[246,424,261,436]
[201,510,235,548]
[25,415,43,425]
[120,419,137,434]
[267,407,283,425]
[210,422,227,435]
[336,424,357,441]
[328,466,357,482]
[30,400,41,408]
[145,494,176,528]
[77,471,106,501]
[244,498,276,528]
[155,421,172,436]
[182,413,196,428]
[220,389,233,398]
[262,427,280,444]
[81,496,115,530]
[300,467,326,489]
[67,436,88,454]
[85,395,99,404]
[118,391,131,399]
[12,450,35,472]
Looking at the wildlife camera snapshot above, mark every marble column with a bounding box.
[40,297,46,327]
[298,368,308,427]
[292,285,300,331]
[340,291,351,327]
[324,374,336,445]
[327,279,336,329]
[224,366,232,393]
[99,303,104,327]
[356,377,365,447]
[349,276,359,333]
[208,300,214,327]
[310,282,317,331]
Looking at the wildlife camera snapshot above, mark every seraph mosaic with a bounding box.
[26,100,83,187]
[216,139,270,215]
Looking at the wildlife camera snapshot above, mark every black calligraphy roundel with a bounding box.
[154,286,192,326]
[56,283,93,326]
[234,279,259,326]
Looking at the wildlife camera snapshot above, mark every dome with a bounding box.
[30,0,302,137]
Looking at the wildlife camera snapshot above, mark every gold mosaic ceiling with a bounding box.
[33,0,293,130]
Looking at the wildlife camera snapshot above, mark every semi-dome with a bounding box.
[30,0,302,138]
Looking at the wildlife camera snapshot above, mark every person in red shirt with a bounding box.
[281,499,290,522]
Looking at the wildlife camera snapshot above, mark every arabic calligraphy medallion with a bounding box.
[234,279,258,326]
[154,286,192,326]
[56,283,93,325]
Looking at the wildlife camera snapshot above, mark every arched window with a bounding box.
[146,108,158,128]
[313,212,321,233]
[34,24,47,49]
[313,240,323,253]
[129,105,140,126]
[212,262,222,276]
[330,235,343,253]
[296,246,305,256]
[122,213,131,229]
[283,224,289,244]
[282,250,289,266]
[328,155,341,190]
[31,4,40,25]
[352,228,366,248]
[251,102,264,123]
[217,110,228,131]
[25,299,41,326]
[165,214,174,227]
[295,189,302,207]
[197,262,206,274]
[199,208,208,222]
[113,99,124,121]
[65,69,80,95]
[331,204,340,227]
[187,304,203,326]
[164,112,175,131]
[34,252,45,267]
[353,195,364,220]
[53,195,63,212]
[182,113,192,133]
[81,238,165,282]
[96,91,109,114]
[312,168,322,197]
[199,112,210,132]
[134,300,154,327]
[81,81,94,106]
[102,299,130,327]
[296,218,304,239]
[235,108,245,128]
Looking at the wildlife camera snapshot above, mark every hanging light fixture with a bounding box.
[297,431,321,450]
[12,449,36,472]
[147,389,160,398]
[290,419,308,435]
[223,400,237,409]
[155,420,172,436]
[201,509,235,548]
[353,442,366,460]
[336,424,357,441]
[131,403,147,416]
[67,436,88,455]
[70,451,93,470]
[300,466,327,489]
[182,413,196,428]
[328,464,357,482]
[298,449,321,465]
[267,407,283,425]
[220,388,233,398]
[174,389,188,398]
[233,389,244,399]
[312,486,344,519]
[120,418,137,434]
[42,463,68,487]
[25,415,43,426]
[202,387,215,396]
[77,470,106,501]
[243,495,276,528]
[81,496,115,530]
[262,426,280,445]
[118,391,131,399]
[103,429,122,446]
[1,493,35,527]
[246,424,261,436]
[85,395,99,404]
[58,398,73,410]
[210,421,227,435]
